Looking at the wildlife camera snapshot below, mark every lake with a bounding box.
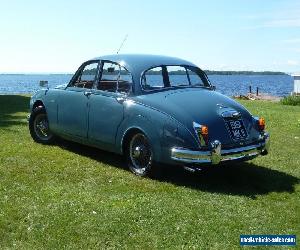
[0,74,293,97]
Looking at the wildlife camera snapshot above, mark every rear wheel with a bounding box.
[29,106,55,144]
[127,133,154,177]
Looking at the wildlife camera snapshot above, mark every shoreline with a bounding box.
[233,93,281,101]
[0,92,283,101]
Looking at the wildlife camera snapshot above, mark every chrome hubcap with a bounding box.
[129,134,152,173]
[34,114,52,140]
[37,120,48,136]
[133,146,142,158]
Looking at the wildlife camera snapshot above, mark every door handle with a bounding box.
[116,97,125,104]
[84,91,92,97]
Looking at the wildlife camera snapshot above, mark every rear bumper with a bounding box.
[171,132,270,165]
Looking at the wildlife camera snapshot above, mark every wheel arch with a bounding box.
[117,116,163,162]
[32,100,45,111]
[28,105,56,144]
[121,127,144,155]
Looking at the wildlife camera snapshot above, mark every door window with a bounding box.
[72,62,99,89]
[98,62,132,93]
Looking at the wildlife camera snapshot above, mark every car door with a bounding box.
[57,60,100,139]
[88,61,132,151]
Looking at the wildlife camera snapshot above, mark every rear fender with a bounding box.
[116,114,163,162]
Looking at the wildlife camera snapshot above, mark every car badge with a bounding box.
[221,110,241,119]
[216,103,227,109]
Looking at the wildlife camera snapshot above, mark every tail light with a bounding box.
[258,117,265,131]
[254,117,265,131]
[200,125,209,144]
[193,122,209,146]
[201,125,208,136]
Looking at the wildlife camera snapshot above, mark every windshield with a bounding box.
[141,65,211,91]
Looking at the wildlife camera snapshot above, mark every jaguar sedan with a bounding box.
[29,54,270,176]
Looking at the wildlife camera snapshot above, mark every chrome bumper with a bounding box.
[171,132,270,165]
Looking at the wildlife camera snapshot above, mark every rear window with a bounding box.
[141,65,209,91]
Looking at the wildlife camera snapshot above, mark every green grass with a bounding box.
[280,95,300,106]
[0,95,299,249]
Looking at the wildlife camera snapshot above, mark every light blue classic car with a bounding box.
[29,54,270,176]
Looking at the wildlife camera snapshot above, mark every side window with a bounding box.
[73,62,99,89]
[167,66,189,86]
[186,68,205,86]
[98,62,132,93]
[141,66,164,90]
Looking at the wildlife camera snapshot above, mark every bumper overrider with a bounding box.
[171,132,270,165]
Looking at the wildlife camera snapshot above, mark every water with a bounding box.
[209,74,293,97]
[0,74,73,94]
[0,74,293,97]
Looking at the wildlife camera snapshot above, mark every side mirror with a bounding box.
[39,80,49,88]
[211,85,216,91]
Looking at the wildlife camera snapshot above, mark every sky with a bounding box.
[0,0,299,73]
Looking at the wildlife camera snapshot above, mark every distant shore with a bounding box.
[233,93,281,101]
[205,70,287,76]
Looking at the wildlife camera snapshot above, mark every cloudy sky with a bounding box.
[0,0,299,73]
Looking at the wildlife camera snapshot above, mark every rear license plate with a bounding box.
[225,119,248,141]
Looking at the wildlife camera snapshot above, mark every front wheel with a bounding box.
[127,133,154,177]
[29,106,55,144]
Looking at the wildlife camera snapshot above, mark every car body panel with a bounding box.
[132,88,259,148]
[57,87,89,138]
[88,90,125,151]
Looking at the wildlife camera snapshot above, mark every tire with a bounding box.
[29,106,55,144]
[126,132,155,177]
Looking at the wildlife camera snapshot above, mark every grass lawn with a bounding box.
[0,95,299,249]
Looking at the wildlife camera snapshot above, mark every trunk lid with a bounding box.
[134,88,256,148]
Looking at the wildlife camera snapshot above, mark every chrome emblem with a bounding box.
[216,103,227,109]
[221,110,241,119]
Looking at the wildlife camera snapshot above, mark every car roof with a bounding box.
[91,54,197,73]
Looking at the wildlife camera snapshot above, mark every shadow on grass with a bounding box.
[157,163,299,199]
[55,139,299,198]
[0,95,30,128]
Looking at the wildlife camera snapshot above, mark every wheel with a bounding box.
[29,106,55,144]
[127,133,154,177]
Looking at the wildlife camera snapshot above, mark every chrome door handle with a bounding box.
[84,91,92,97]
[116,97,125,103]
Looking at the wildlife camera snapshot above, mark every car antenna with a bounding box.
[116,34,128,54]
